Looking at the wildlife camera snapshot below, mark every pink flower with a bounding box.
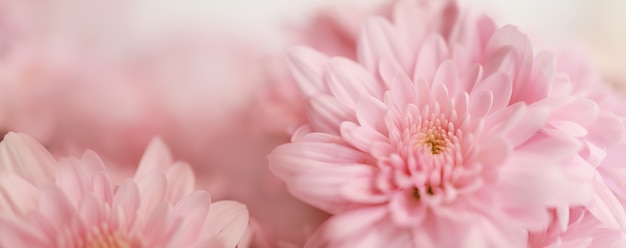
[0,132,250,247]
[268,0,624,246]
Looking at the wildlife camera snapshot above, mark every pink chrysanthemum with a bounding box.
[0,132,250,247]
[269,0,625,246]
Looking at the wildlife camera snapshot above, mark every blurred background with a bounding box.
[150,0,623,81]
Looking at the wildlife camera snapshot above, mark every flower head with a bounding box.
[0,132,250,247]
[268,0,624,246]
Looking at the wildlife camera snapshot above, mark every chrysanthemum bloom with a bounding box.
[269,0,625,246]
[0,132,250,247]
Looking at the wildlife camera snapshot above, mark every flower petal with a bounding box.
[286,46,330,97]
[201,200,249,248]
[0,132,55,186]
[135,136,173,180]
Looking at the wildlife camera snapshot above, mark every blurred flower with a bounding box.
[0,132,250,247]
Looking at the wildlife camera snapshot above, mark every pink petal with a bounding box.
[56,158,89,207]
[322,206,388,242]
[550,98,599,128]
[473,72,512,111]
[340,178,390,204]
[327,57,383,107]
[358,17,408,74]
[92,172,113,205]
[169,191,212,246]
[0,216,50,247]
[482,47,518,86]
[388,192,427,227]
[286,46,330,97]
[387,73,417,113]
[136,170,167,214]
[0,172,39,215]
[270,140,364,165]
[142,202,172,245]
[288,165,377,209]
[0,132,55,187]
[468,90,493,118]
[135,137,173,180]
[586,174,626,231]
[412,34,449,83]
[550,120,589,137]
[355,96,388,135]
[526,51,555,103]
[587,111,625,149]
[379,57,407,87]
[502,207,550,231]
[517,132,583,161]
[431,60,458,97]
[340,121,388,153]
[113,179,140,225]
[201,200,249,248]
[472,136,509,167]
[308,94,355,134]
[498,155,571,208]
[165,162,196,204]
[505,105,550,147]
[78,194,103,227]
[484,26,534,100]
[38,186,80,229]
[78,150,108,176]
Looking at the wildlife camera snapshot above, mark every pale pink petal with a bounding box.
[142,202,172,245]
[286,46,330,97]
[412,34,449,83]
[308,94,355,133]
[135,137,173,180]
[340,121,388,153]
[472,72,512,111]
[468,90,493,118]
[136,170,167,215]
[0,132,55,186]
[201,200,249,248]
[113,179,140,226]
[0,216,51,247]
[526,51,555,103]
[169,191,212,246]
[358,17,409,74]
[37,186,80,230]
[586,174,626,231]
[164,162,196,203]
[327,57,383,107]
[505,106,551,147]
[321,206,387,242]
[0,172,39,215]
[91,172,113,205]
[355,96,388,135]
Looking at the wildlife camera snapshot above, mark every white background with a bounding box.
[129,0,625,80]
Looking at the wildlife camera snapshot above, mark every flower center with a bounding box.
[409,115,451,156]
[84,223,134,248]
[418,127,447,155]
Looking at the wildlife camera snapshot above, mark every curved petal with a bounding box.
[286,46,330,97]
[0,132,55,186]
[135,136,173,180]
[200,200,249,248]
